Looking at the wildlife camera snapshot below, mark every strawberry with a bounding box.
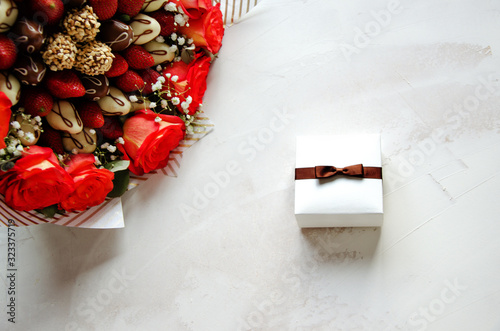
[89,0,118,20]
[39,125,65,155]
[117,0,145,17]
[22,86,54,117]
[29,0,65,26]
[149,11,176,36]
[122,45,155,70]
[105,53,128,78]
[44,70,86,99]
[0,34,17,70]
[115,70,144,92]
[75,101,105,128]
[98,116,123,140]
[138,68,161,95]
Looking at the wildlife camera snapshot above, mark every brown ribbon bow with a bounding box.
[295,164,382,180]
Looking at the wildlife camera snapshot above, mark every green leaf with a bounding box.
[107,169,130,198]
[38,204,59,218]
[104,160,130,172]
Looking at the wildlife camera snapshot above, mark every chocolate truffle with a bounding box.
[99,20,133,52]
[11,18,44,54]
[13,55,47,86]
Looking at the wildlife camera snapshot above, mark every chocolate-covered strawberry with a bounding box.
[10,18,44,54]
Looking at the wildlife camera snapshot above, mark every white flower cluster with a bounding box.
[164,2,190,27]
[9,114,42,144]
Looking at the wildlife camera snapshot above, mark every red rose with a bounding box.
[117,110,185,176]
[163,53,212,115]
[178,3,224,54]
[0,146,74,211]
[59,154,114,212]
[174,0,213,19]
[0,91,12,149]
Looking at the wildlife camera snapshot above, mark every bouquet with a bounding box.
[0,0,224,222]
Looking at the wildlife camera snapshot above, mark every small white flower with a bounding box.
[107,145,117,153]
[178,37,185,45]
[10,121,20,130]
[110,155,117,161]
[71,148,78,155]
[24,132,35,143]
[181,101,189,110]
[6,146,15,154]
[149,102,157,108]
[89,129,96,135]
[101,142,110,149]
[129,95,139,102]
[156,65,163,72]
[171,33,177,41]
[16,144,23,151]
[17,130,25,137]
[171,97,180,105]
[171,75,179,82]
[174,14,187,26]
[34,116,42,123]
[187,125,194,134]
[0,149,5,156]
[94,156,101,165]
[116,137,125,145]
[161,99,168,108]
[33,125,39,131]
[187,38,194,44]
[186,95,192,104]
[164,2,177,11]
[165,73,172,78]
[185,22,190,28]
[169,45,178,53]
[155,35,165,43]
[154,116,162,123]
[157,76,166,84]
[151,82,161,91]
[13,150,22,157]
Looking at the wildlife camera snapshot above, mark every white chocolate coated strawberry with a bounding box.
[130,14,161,45]
[0,71,20,106]
[97,87,132,116]
[0,0,18,33]
[46,100,83,134]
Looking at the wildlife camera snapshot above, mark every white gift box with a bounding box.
[294,135,384,228]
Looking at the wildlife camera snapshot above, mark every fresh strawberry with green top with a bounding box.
[115,70,144,92]
[98,116,123,140]
[138,68,161,95]
[29,0,65,26]
[44,70,86,99]
[105,53,129,78]
[39,125,65,155]
[149,11,176,36]
[117,0,145,17]
[22,86,54,117]
[89,0,118,20]
[75,101,105,128]
[0,34,17,70]
[122,45,155,70]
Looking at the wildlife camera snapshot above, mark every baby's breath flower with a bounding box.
[101,142,110,149]
[129,95,139,102]
[165,73,172,78]
[181,101,189,110]
[110,155,117,161]
[154,116,162,123]
[71,149,78,155]
[186,95,192,104]
[178,37,185,46]
[155,35,165,43]
[161,99,168,108]
[171,32,177,41]
[171,75,179,82]
[164,2,177,11]
[89,129,96,135]
[171,97,180,105]
[107,145,116,153]
[24,132,35,143]
[17,130,25,137]
[94,156,101,165]
[149,102,157,108]
[116,137,125,145]
[156,65,162,72]
[10,121,20,130]
[13,150,22,157]
[34,116,41,123]
[157,76,166,84]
